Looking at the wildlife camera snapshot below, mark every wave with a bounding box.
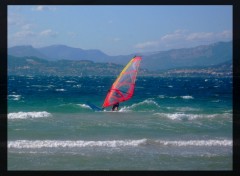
[55,89,66,92]
[8,95,21,101]
[77,104,91,109]
[8,111,52,119]
[180,96,194,99]
[8,139,232,149]
[53,103,92,113]
[158,95,193,99]
[154,139,232,147]
[153,112,231,120]
[8,139,147,149]
[120,99,160,112]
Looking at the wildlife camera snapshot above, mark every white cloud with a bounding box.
[186,32,213,41]
[21,24,33,30]
[134,29,232,51]
[8,13,24,26]
[40,29,58,37]
[135,41,159,49]
[161,30,186,41]
[14,30,36,38]
[32,6,56,11]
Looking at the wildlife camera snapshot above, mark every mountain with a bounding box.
[8,45,47,59]
[8,41,232,71]
[7,55,150,76]
[140,41,232,71]
[8,55,231,77]
[38,45,112,62]
[159,60,232,77]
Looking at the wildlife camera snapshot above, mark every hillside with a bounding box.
[159,60,232,77]
[8,55,231,77]
[8,41,232,71]
[7,55,150,76]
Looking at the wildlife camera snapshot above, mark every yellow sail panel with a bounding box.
[102,56,142,108]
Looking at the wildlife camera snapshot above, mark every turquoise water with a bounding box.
[8,75,232,170]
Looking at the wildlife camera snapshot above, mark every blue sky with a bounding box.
[8,5,232,56]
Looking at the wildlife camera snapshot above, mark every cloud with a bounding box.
[8,13,25,26]
[32,6,56,11]
[40,29,58,37]
[14,30,36,38]
[21,24,33,30]
[135,41,159,49]
[161,30,186,41]
[134,29,232,51]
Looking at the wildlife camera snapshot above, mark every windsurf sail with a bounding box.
[102,56,142,108]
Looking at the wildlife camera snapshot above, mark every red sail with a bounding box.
[102,56,142,108]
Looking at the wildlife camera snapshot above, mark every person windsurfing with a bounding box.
[112,102,119,111]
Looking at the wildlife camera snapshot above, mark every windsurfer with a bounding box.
[112,102,119,111]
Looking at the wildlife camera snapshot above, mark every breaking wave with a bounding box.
[8,139,147,149]
[55,89,66,92]
[154,139,232,147]
[119,99,160,112]
[8,95,21,101]
[77,104,91,109]
[8,111,52,119]
[8,139,231,149]
[158,95,194,99]
[180,96,194,99]
[153,112,231,120]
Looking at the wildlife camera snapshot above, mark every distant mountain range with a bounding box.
[8,41,232,71]
[8,55,231,77]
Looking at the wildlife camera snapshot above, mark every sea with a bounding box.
[8,75,232,170]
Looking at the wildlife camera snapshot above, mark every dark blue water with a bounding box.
[8,75,232,170]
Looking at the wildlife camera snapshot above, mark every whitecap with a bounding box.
[8,111,52,119]
[180,95,194,99]
[55,89,66,92]
[65,81,76,83]
[121,99,160,112]
[153,112,228,120]
[158,95,165,99]
[155,139,232,147]
[77,104,91,109]
[8,95,21,101]
[8,139,147,149]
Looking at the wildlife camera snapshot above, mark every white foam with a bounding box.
[8,139,147,149]
[158,95,165,99]
[180,95,194,99]
[8,95,21,101]
[65,81,76,83]
[120,99,160,112]
[153,113,231,120]
[55,89,66,91]
[136,99,160,107]
[8,111,52,119]
[176,107,200,112]
[156,139,232,147]
[77,104,91,109]
[73,84,81,88]
[8,139,232,149]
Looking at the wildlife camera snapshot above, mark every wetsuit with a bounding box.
[112,102,119,111]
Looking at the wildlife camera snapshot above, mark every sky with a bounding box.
[8,5,232,56]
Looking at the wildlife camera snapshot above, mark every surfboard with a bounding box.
[86,102,102,111]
